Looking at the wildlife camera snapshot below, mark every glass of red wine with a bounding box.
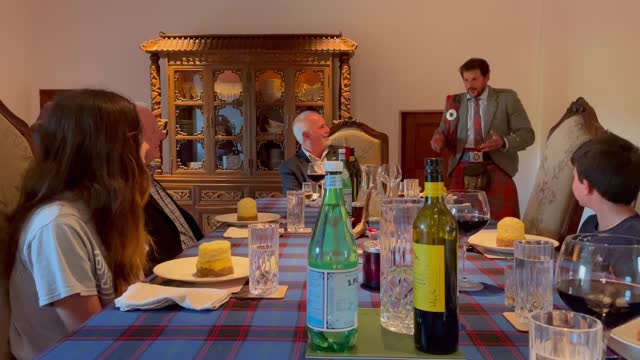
[445,190,490,291]
[307,163,326,206]
[555,233,640,349]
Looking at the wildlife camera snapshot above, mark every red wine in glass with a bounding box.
[454,213,490,238]
[308,173,326,183]
[557,279,640,329]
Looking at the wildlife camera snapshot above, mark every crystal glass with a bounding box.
[555,233,640,350]
[514,240,554,324]
[504,264,515,308]
[248,223,279,296]
[377,164,402,198]
[403,179,420,198]
[529,310,603,360]
[380,198,422,334]
[286,190,305,232]
[445,190,490,292]
[302,182,314,203]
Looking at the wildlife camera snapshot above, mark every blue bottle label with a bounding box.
[324,174,342,189]
[306,267,358,331]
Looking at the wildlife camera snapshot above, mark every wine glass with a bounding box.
[377,164,402,198]
[445,190,490,292]
[555,233,640,350]
[302,182,314,203]
[307,163,325,206]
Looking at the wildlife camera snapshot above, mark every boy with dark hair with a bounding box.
[571,132,640,234]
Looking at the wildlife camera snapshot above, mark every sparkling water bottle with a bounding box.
[306,161,358,352]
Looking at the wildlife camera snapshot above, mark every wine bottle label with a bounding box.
[306,267,358,331]
[324,174,342,189]
[424,182,445,197]
[413,243,445,312]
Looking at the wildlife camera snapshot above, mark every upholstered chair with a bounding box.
[329,117,389,165]
[0,99,34,359]
[522,97,605,243]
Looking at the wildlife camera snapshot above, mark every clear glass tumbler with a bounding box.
[403,179,420,198]
[248,223,279,296]
[286,190,305,232]
[514,240,554,324]
[529,310,603,360]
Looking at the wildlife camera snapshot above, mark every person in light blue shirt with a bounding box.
[6,89,151,359]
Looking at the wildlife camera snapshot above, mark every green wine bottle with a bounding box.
[338,149,353,216]
[347,147,362,202]
[412,158,459,354]
[307,161,358,352]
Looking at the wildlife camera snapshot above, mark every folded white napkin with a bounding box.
[223,227,284,238]
[115,283,231,311]
[223,227,249,238]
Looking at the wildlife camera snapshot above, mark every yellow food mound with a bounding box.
[496,217,525,247]
[237,198,258,221]
[196,240,234,277]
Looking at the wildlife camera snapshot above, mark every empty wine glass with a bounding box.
[445,190,490,292]
[377,164,402,198]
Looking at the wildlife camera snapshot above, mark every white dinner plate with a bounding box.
[214,212,281,225]
[468,229,560,254]
[609,316,640,360]
[152,256,249,283]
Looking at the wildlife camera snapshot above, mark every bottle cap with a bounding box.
[324,160,343,172]
[363,240,380,253]
[424,157,442,169]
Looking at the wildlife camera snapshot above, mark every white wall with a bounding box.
[4,0,639,214]
[540,0,640,223]
[0,0,33,120]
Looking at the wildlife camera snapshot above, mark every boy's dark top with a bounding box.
[578,213,640,235]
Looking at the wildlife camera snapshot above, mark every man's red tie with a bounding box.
[473,98,484,147]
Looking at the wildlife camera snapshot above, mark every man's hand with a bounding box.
[478,131,505,152]
[431,131,445,153]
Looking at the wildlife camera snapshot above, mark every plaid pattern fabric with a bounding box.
[149,179,197,250]
[449,160,520,221]
[473,98,484,146]
[42,198,534,360]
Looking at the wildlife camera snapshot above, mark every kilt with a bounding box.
[447,159,520,221]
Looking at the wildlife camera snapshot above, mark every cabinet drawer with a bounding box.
[197,185,248,205]
[254,185,284,199]
[160,185,195,205]
[198,206,237,234]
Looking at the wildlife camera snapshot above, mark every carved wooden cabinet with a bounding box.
[140,33,357,231]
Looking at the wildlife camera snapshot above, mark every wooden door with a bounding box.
[400,111,450,185]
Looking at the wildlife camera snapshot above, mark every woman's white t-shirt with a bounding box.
[9,200,114,359]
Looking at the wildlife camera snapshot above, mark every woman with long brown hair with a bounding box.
[5,89,150,359]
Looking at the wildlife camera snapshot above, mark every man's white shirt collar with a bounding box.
[302,147,329,173]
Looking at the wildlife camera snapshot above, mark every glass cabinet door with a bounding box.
[255,69,286,173]
[213,69,246,173]
[294,68,326,116]
[173,70,206,172]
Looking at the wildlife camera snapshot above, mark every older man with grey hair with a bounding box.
[278,111,338,193]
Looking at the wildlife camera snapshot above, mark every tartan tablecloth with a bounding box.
[41,198,528,360]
